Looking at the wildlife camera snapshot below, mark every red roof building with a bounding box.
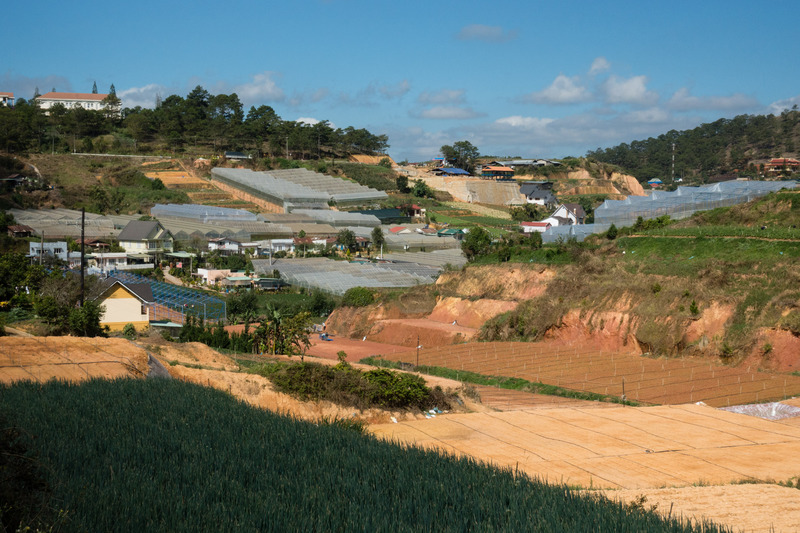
[765,158,800,174]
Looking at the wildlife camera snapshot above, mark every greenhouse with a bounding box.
[151,204,258,223]
[291,209,381,227]
[252,257,444,295]
[593,179,797,227]
[543,179,798,243]
[210,168,388,211]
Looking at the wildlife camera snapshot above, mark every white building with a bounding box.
[208,237,242,256]
[35,92,119,115]
[0,92,14,107]
[520,221,552,234]
[29,241,69,261]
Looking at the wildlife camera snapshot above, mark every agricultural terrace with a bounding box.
[371,403,800,490]
[0,337,150,384]
[384,343,800,407]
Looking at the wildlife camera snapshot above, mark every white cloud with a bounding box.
[118,83,166,109]
[416,106,484,120]
[667,87,759,112]
[310,88,329,103]
[292,117,336,128]
[336,79,410,107]
[524,74,591,104]
[601,75,658,106]
[418,89,465,105]
[233,72,285,106]
[495,116,555,130]
[621,107,671,124]
[589,57,611,76]
[768,94,800,114]
[378,79,411,99]
[456,24,517,43]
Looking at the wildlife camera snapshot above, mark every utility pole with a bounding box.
[671,142,675,184]
[80,208,85,307]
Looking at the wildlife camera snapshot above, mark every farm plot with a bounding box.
[386,342,800,407]
[144,170,213,189]
[0,337,150,383]
[371,403,800,490]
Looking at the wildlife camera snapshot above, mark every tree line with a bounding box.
[0,85,389,159]
[586,107,800,182]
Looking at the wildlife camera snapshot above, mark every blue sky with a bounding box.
[4,0,799,162]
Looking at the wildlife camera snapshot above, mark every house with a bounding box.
[389,226,412,235]
[93,278,154,332]
[29,241,69,262]
[480,165,514,180]
[519,182,557,206]
[416,227,438,236]
[520,221,552,234]
[208,236,242,256]
[89,252,130,273]
[195,268,232,286]
[551,204,586,225]
[0,92,14,107]
[8,224,35,238]
[35,92,118,114]
[437,228,465,240]
[117,220,174,255]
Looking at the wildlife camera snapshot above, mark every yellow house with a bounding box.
[94,279,154,331]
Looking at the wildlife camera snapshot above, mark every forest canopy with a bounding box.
[0,86,389,159]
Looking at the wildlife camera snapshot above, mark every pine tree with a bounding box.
[109,84,116,96]
[92,81,98,94]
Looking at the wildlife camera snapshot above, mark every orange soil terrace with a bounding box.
[143,170,212,189]
[0,337,150,383]
[384,342,800,407]
[371,403,800,490]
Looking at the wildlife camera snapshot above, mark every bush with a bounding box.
[122,323,137,340]
[341,287,374,307]
[253,361,449,411]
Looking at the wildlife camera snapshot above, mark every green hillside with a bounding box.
[0,378,729,532]
[587,108,800,183]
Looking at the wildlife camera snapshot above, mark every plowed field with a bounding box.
[144,170,212,189]
[0,337,150,383]
[385,342,800,407]
[371,403,800,490]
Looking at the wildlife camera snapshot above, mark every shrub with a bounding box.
[341,287,374,307]
[122,323,137,340]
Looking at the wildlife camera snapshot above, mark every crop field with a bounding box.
[0,378,730,532]
[371,403,800,491]
[384,342,800,407]
[0,337,150,383]
[143,170,213,189]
